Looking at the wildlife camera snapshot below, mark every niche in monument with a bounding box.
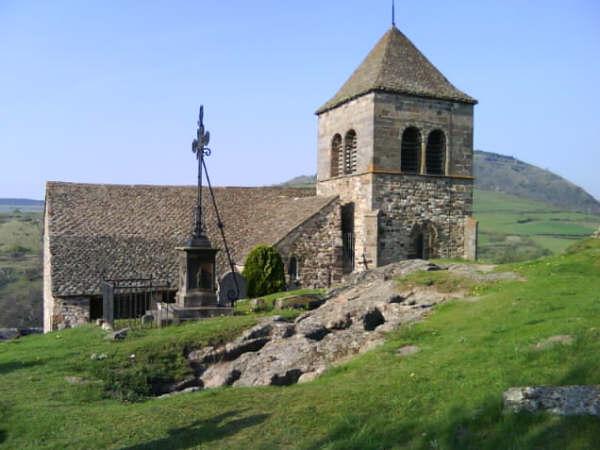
[176,244,219,307]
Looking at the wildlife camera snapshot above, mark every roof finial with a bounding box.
[392,0,396,27]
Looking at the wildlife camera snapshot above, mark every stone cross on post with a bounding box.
[190,105,211,246]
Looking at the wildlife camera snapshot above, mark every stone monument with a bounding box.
[171,106,233,322]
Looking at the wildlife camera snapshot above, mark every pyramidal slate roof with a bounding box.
[317,26,476,114]
[45,182,337,297]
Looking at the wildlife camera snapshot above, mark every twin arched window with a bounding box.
[330,130,358,177]
[401,127,421,174]
[401,128,446,176]
[425,130,446,175]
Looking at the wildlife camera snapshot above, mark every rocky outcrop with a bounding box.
[593,228,600,239]
[503,386,600,416]
[161,260,516,395]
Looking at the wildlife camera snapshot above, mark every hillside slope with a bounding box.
[474,150,600,214]
[1,239,599,449]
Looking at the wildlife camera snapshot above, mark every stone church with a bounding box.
[43,25,478,332]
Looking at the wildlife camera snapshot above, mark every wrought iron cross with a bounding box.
[360,252,373,271]
[191,105,211,241]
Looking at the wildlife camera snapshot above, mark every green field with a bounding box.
[1,239,600,449]
[0,211,42,328]
[474,190,600,262]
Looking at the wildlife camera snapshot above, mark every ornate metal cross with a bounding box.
[191,105,211,242]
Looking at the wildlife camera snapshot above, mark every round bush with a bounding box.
[243,245,286,298]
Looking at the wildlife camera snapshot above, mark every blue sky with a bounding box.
[1,0,599,200]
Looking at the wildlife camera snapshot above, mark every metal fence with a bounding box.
[102,277,174,328]
[343,232,355,273]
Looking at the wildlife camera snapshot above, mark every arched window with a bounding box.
[330,134,343,177]
[401,127,421,174]
[344,130,358,174]
[288,256,299,282]
[426,130,446,175]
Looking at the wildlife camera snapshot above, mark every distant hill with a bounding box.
[279,151,600,214]
[0,198,44,213]
[474,150,600,214]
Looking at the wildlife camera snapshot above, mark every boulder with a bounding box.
[274,294,324,310]
[0,328,20,340]
[503,385,600,416]
[105,328,129,341]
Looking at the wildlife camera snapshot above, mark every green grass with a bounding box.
[396,270,479,294]
[2,239,600,449]
[474,190,600,262]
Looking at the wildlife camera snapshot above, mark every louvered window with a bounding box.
[426,130,446,175]
[401,127,421,174]
[344,130,358,174]
[330,134,343,177]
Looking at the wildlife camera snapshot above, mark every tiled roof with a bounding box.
[317,26,476,114]
[45,182,337,297]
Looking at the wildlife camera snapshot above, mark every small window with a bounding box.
[401,127,421,174]
[344,130,358,174]
[288,256,299,281]
[330,134,343,177]
[426,130,446,175]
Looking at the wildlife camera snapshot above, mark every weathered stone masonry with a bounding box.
[276,198,344,288]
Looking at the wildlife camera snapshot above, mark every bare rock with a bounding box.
[298,367,326,384]
[396,345,420,357]
[275,294,324,310]
[533,335,574,350]
[167,376,201,393]
[503,386,600,416]
[105,328,129,340]
[157,386,202,399]
[0,328,19,340]
[65,376,87,385]
[185,260,500,390]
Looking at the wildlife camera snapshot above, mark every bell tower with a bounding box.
[316,26,478,270]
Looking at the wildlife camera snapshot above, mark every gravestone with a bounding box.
[218,272,247,305]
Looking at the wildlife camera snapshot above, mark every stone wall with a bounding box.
[317,174,375,270]
[317,94,375,181]
[372,174,474,264]
[372,92,474,176]
[43,207,54,332]
[316,92,476,268]
[52,297,89,330]
[276,199,344,288]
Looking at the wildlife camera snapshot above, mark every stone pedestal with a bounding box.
[176,243,219,307]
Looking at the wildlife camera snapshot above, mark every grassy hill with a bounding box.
[474,151,600,214]
[1,239,599,449]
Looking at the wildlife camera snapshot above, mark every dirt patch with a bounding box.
[533,335,574,350]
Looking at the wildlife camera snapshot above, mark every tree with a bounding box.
[242,245,286,298]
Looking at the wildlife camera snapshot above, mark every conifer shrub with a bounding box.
[243,245,286,298]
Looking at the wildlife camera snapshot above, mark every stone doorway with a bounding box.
[341,203,355,273]
[409,223,437,259]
